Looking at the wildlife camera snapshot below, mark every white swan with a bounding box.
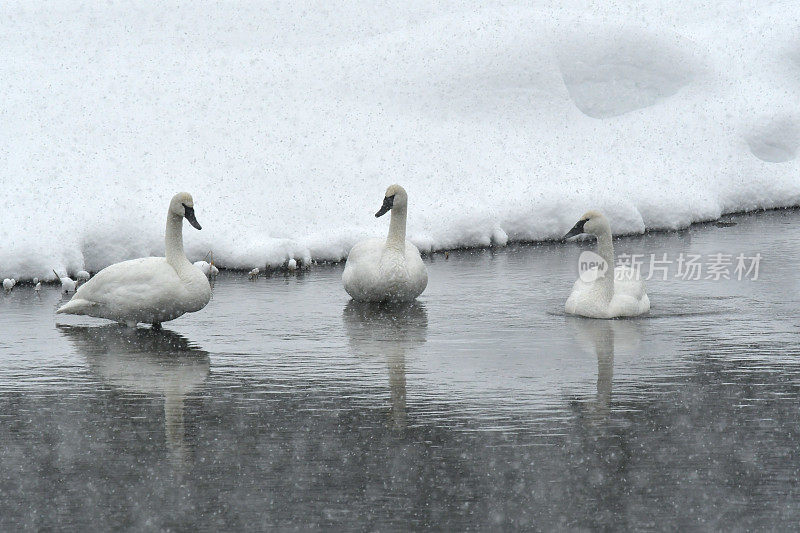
[57,192,212,327]
[55,272,77,293]
[564,210,650,318]
[343,184,428,302]
[193,260,219,278]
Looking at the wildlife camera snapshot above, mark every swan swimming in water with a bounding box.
[342,184,428,303]
[57,192,212,327]
[564,210,650,318]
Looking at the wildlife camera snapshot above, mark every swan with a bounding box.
[53,270,77,293]
[342,184,428,303]
[57,192,212,327]
[59,276,77,293]
[76,270,91,281]
[2,278,15,292]
[248,267,260,280]
[564,210,650,318]
[193,260,219,278]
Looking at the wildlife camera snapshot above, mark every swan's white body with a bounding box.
[344,238,427,302]
[193,260,218,278]
[59,276,77,293]
[57,192,211,327]
[76,270,91,281]
[565,265,650,318]
[564,211,650,319]
[2,278,15,292]
[343,185,428,303]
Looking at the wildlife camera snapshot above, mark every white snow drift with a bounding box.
[2,1,800,280]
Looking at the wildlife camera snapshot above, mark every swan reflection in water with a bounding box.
[342,301,428,429]
[566,317,642,420]
[57,325,209,467]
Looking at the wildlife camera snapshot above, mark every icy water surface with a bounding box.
[2,210,800,530]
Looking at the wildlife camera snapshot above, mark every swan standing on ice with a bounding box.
[2,278,15,292]
[564,210,650,318]
[343,184,428,302]
[57,192,212,327]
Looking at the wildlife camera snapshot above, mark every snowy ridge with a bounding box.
[2,1,800,280]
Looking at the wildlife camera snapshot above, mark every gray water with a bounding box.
[2,210,800,531]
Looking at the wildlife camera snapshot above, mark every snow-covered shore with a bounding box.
[3,1,799,280]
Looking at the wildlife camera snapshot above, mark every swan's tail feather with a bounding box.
[56,298,96,315]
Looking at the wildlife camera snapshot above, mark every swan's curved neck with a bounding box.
[595,229,615,300]
[386,205,407,251]
[165,213,189,268]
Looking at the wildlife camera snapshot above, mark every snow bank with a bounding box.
[2,1,800,279]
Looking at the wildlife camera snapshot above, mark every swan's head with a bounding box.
[375,184,408,217]
[564,210,609,239]
[169,192,202,230]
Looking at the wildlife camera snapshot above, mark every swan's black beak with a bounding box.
[375,194,395,218]
[183,204,202,230]
[564,219,587,239]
